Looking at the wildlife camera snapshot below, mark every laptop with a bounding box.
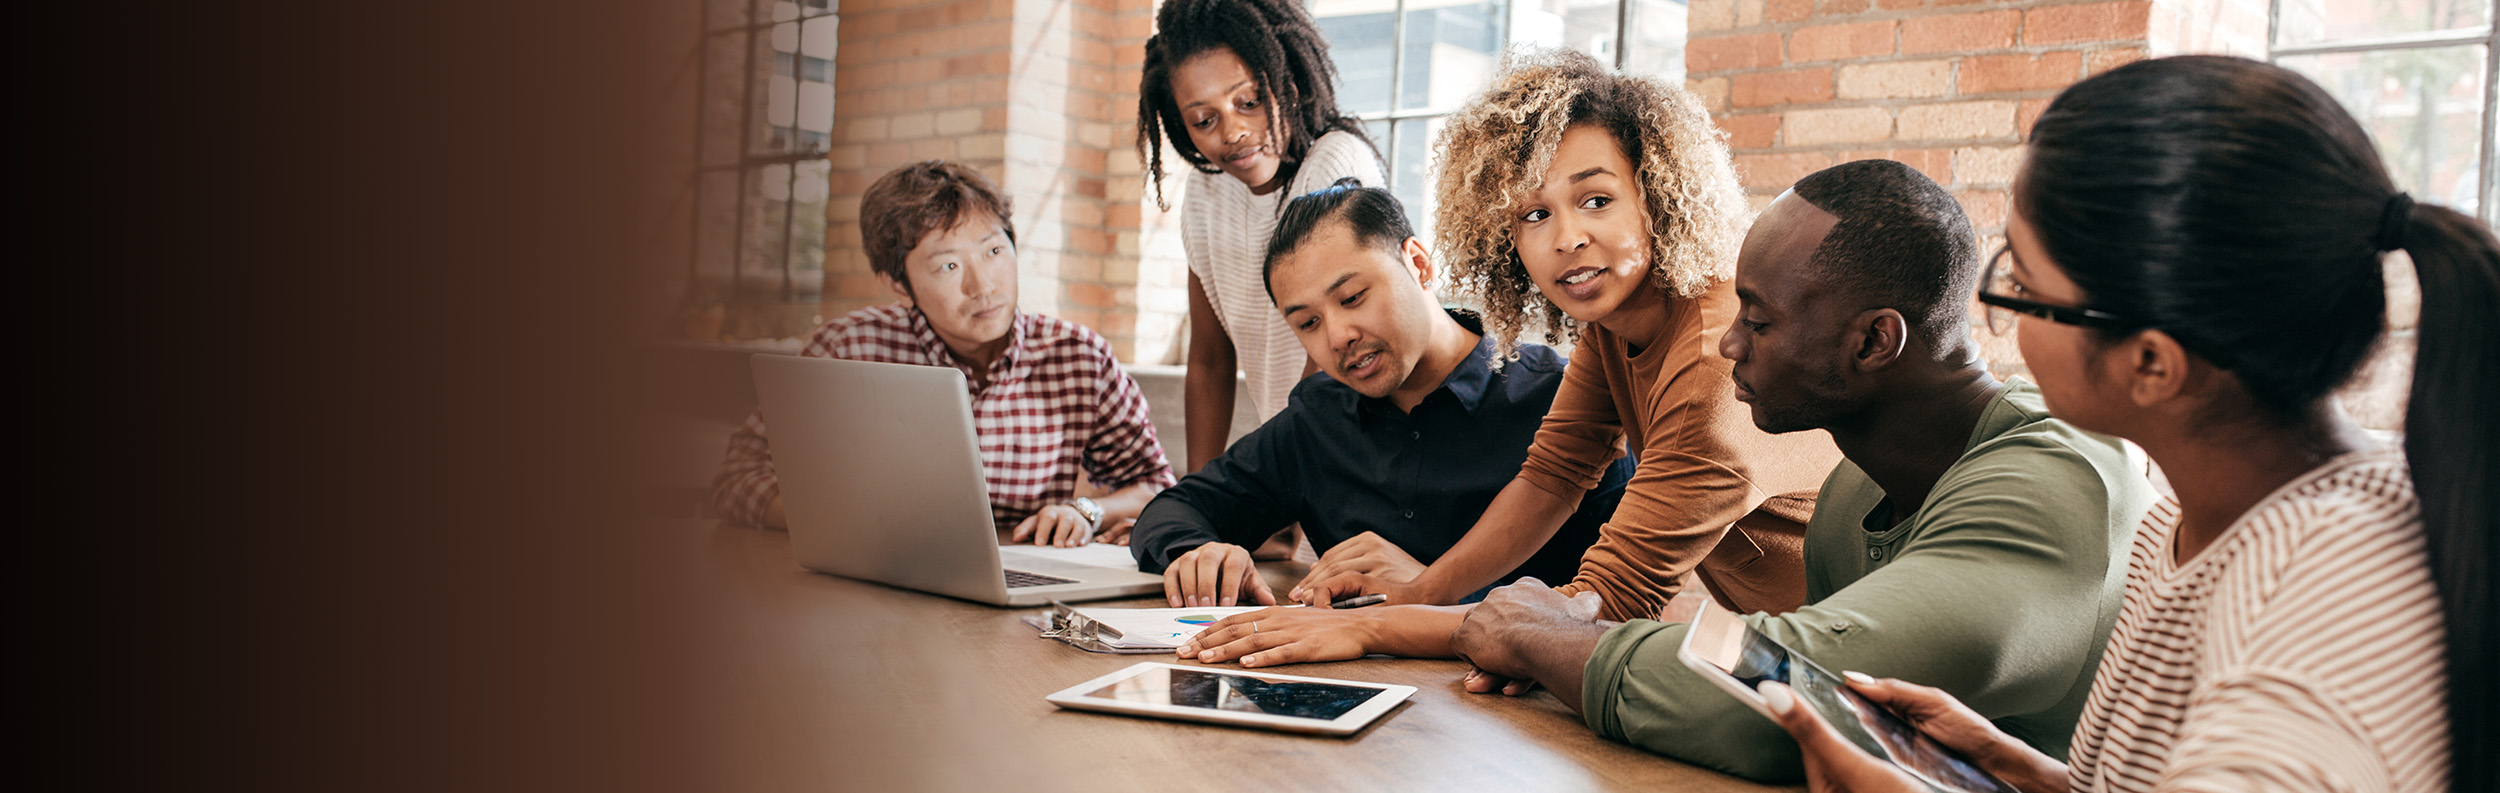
[750,354,1167,606]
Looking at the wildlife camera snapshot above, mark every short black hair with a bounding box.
[1789,159,1978,339]
[1262,178,1416,302]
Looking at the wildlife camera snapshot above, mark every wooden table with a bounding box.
[690,520,1793,793]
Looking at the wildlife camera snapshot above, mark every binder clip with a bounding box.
[1035,600,1168,654]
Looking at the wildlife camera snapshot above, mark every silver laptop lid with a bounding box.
[749,354,1012,603]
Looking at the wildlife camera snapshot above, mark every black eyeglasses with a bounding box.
[1977,246,2141,335]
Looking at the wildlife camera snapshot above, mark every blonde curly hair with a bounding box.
[1433,47,1748,360]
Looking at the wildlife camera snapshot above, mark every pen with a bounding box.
[1329,593,1389,609]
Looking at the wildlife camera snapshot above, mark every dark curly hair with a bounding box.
[1433,47,1745,361]
[1134,0,1373,210]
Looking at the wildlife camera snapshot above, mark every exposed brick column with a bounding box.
[1686,0,2179,377]
[1001,0,1158,360]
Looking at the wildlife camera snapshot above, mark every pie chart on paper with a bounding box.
[1175,614,1220,625]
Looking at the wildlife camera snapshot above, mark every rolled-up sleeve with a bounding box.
[1581,441,2126,781]
[1544,334,1761,622]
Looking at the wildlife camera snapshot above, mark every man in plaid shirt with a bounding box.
[712,160,1175,545]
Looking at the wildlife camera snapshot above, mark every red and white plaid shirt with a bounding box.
[712,304,1175,529]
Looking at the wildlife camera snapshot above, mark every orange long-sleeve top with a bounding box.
[1522,278,1843,622]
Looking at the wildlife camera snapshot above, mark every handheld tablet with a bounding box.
[1677,601,2017,793]
[1044,662,1415,736]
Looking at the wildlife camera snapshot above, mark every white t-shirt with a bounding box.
[1180,129,1384,422]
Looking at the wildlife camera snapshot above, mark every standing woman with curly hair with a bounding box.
[1136,0,1383,479]
[1294,47,1839,625]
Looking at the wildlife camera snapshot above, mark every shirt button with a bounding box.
[1410,431,1421,440]
[1868,547,1883,560]
[1402,510,1415,519]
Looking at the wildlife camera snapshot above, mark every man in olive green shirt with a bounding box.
[1448,161,2155,782]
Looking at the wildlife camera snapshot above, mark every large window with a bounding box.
[685,0,839,341]
[2272,0,2498,224]
[1311,0,1688,236]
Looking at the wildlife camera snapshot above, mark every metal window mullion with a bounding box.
[2269,27,2494,57]
[2482,23,2496,225]
[1391,0,1409,121]
[2266,0,2282,60]
[731,21,767,299]
[776,15,811,302]
[780,161,800,301]
[688,0,714,299]
[1614,0,1630,70]
[1499,0,1513,52]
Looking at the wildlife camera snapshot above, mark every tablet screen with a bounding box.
[1082,666,1386,720]
[1713,620,2014,793]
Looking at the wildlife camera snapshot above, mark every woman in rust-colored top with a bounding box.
[1167,47,1837,670]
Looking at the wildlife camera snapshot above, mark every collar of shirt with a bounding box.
[1340,309,1496,420]
[903,307,1031,393]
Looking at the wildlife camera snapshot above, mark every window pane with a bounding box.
[2277,0,2491,48]
[692,169,744,302]
[1402,0,1506,112]
[785,160,830,302]
[746,166,790,301]
[759,21,803,154]
[1314,0,1398,117]
[1358,117,1392,186]
[1623,0,1686,83]
[1513,0,1622,65]
[2278,45,2488,216]
[1392,116,1446,242]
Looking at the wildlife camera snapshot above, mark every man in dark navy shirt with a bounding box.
[1132,180,1630,607]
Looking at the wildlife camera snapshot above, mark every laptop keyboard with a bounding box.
[1004,569,1080,588]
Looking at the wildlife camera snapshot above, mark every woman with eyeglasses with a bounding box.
[1753,56,2494,793]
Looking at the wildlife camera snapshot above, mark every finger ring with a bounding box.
[1252,622,1261,634]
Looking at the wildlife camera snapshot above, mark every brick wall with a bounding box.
[824,0,1156,360]
[1685,0,2272,382]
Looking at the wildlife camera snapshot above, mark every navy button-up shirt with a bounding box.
[1132,311,1632,590]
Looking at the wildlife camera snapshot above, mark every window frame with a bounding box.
[1324,0,1676,196]
[689,0,839,310]
[2267,0,2500,225]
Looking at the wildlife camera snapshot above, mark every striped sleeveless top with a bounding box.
[2068,449,2450,792]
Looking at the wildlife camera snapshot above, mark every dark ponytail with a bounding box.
[2024,55,2497,792]
[2396,201,2499,788]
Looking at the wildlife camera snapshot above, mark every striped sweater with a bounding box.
[2069,449,2450,792]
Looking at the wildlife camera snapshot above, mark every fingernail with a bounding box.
[1241,655,1257,666]
[1199,650,1215,661]
[1843,671,1874,685]
[1759,681,1795,716]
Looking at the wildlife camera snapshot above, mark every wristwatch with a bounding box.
[1066,497,1105,534]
